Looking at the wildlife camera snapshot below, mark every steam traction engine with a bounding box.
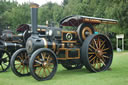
[0,24,31,73]
[10,3,118,81]
[0,24,47,73]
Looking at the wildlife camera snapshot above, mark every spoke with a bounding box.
[99,41,105,49]
[92,58,96,68]
[35,60,42,64]
[16,64,22,70]
[100,59,106,66]
[43,52,47,60]
[103,55,110,58]
[103,52,107,54]
[35,67,42,72]
[89,56,96,63]
[25,53,28,60]
[1,64,4,70]
[17,56,23,61]
[97,37,101,48]
[89,55,93,59]
[47,67,51,74]
[3,63,8,66]
[101,57,105,62]
[41,53,44,61]
[47,55,50,62]
[48,63,54,69]
[44,68,47,77]
[103,48,109,51]
[36,56,40,61]
[37,67,42,76]
[19,66,24,73]
[98,61,101,69]
[89,45,96,50]
[34,64,41,67]
[101,44,105,49]
[88,52,95,54]
[21,53,24,60]
[93,39,98,49]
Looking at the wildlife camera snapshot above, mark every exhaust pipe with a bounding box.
[30,3,39,34]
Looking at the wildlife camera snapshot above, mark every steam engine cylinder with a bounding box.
[26,36,56,55]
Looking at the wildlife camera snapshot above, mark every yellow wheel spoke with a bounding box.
[98,37,101,48]
[92,58,96,68]
[101,44,105,49]
[36,56,40,61]
[16,64,21,70]
[17,56,23,60]
[103,48,109,51]
[47,67,51,74]
[100,59,106,66]
[47,55,50,63]
[103,52,107,54]
[20,66,24,73]
[98,62,101,69]
[34,64,40,67]
[89,45,96,50]
[44,68,47,77]
[99,40,105,49]
[103,55,109,58]
[35,60,42,64]
[89,55,93,59]
[89,56,96,63]
[93,39,98,49]
[37,67,42,76]
[88,52,95,54]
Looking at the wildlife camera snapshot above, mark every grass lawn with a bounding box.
[0,51,128,85]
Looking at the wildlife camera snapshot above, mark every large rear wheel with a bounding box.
[29,48,58,81]
[10,48,30,76]
[81,34,113,72]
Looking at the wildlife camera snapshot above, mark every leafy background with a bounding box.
[0,0,128,49]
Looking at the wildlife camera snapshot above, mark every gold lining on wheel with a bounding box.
[82,27,93,40]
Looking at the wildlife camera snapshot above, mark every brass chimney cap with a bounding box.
[30,3,39,8]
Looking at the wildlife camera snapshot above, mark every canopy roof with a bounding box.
[60,15,118,27]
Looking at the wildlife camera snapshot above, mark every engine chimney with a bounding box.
[30,3,39,34]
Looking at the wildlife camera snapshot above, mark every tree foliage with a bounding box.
[0,0,128,49]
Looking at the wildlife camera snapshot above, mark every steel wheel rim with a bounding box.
[88,35,113,71]
[14,51,29,75]
[32,51,57,80]
[0,50,10,72]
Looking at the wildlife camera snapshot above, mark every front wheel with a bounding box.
[29,48,58,81]
[81,34,113,72]
[10,48,30,76]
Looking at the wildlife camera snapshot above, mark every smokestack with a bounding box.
[30,3,39,34]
